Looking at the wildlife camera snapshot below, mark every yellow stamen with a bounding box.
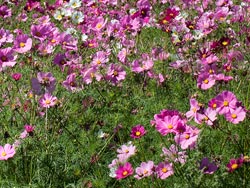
[223,101,229,107]
[96,23,102,29]
[231,163,238,170]
[222,41,228,46]
[51,39,56,43]
[45,99,51,105]
[185,134,190,139]
[113,71,118,76]
[231,114,237,119]
[135,131,141,136]
[167,124,173,129]
[20,42,25,47]
[2,152,6,157]
[162,167,168,173]
[203,79,209,84]
[122,171,128,176]
[212,103,217,109]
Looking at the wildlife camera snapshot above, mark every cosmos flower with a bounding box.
[0,144,15,160]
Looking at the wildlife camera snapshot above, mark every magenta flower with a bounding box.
[31,24,52,41]
[12,73,22,81]
[162,144,187,164]
[130,125,147,139]
[53,53,68,71]
[199,157,218,174]
[91,16,107,32]
[134,161,154,180]
[24,125,34,133]
[13,34,32,53]
[39,93,57,108]
[215,91,237,115]
[81,66,102,84]
[91,51,109,67]
[0,29,13,46]
[155,162,174,179]
[115,162,134,180]
[0,144,15,160]
[225,107,246,124]
[227,157,244,173]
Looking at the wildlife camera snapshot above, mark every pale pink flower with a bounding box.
[134,161,154,179]
[155,162,174,179]
[225,107,246,124]
[0,144,15,160]
[117,143,136,161]
[39,93,57,108]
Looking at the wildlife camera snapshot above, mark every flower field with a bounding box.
[1,0,250,187]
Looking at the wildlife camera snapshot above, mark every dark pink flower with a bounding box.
[24,125,34,133]
[130,125,146,139]
[0,5,12,18]
[215,91,237,115]
[115,162,134,180]
[62,73,78,92]
[0,144,15,160]
[12,73,22,81]
[0,47,17,70]
[106,64,126,84]
[227,157,244,173]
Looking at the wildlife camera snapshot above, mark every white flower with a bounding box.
[67,0,81,9]
[71,11,84,24]
[66,28,77,35]
[61,8,73,17]
[193,30,204,40]
[53,10,63,21]
[109,167,117,178]
[81,34,88,42]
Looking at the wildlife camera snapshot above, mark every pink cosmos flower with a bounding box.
[199,157,218,174]
[186,98,203,123]
[91,51,109,67]
[106,64,126,84]
[197,73,216,90]
[0,5,12,18]
[0,47,17,70]
[155,162,174,179]
[0,144,15,160]
[31,24,52,41]
[62,73,78,92]
[117,143,136,161]
[215,91,237,115]
[0,29,13,46]
[13,34,32,53]
[91,16,107,32]
[201,107,217,126]
[54,53,68,71]
[162,144,187,164]
[81,66,102,84]
[134,161,154,180]
[130,125,147,139]
[175,126,200,150]
[131,59,154,73]
[118,48,128,64]
[155,115,180,136]
[115,162,134,180]
[225,107,246,124]
[39,93,57,108]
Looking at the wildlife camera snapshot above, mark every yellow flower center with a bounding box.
[88,43,94,47]
[223,101,229,107]
[231,114,237,119]
[192,107,197,112]
[90,73,95,78]
[97,60,101,65]
[170,13,174,17]
[189,25,194,29]
[222,41,228,46]
[204,116,209,121]
[57,15,62,20]
[51,39,56,43]
[203,79,209,84]
[185,134,190,139]
[19,42,25,47]
[1,151,6,157]
[45,99,51,105]
[162,167,168,173]
[125,149,129,153]
[122,170,128,176]
[113,71,118,76]
[209,69,213,74]
[167,124,173,129]
[96,23,102,29]
[231,163,238,170]
[202,54,206,58]
[143,170,148,174]
[212,103,217,109]
[162,19,168,24]
[135,131,141,136]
